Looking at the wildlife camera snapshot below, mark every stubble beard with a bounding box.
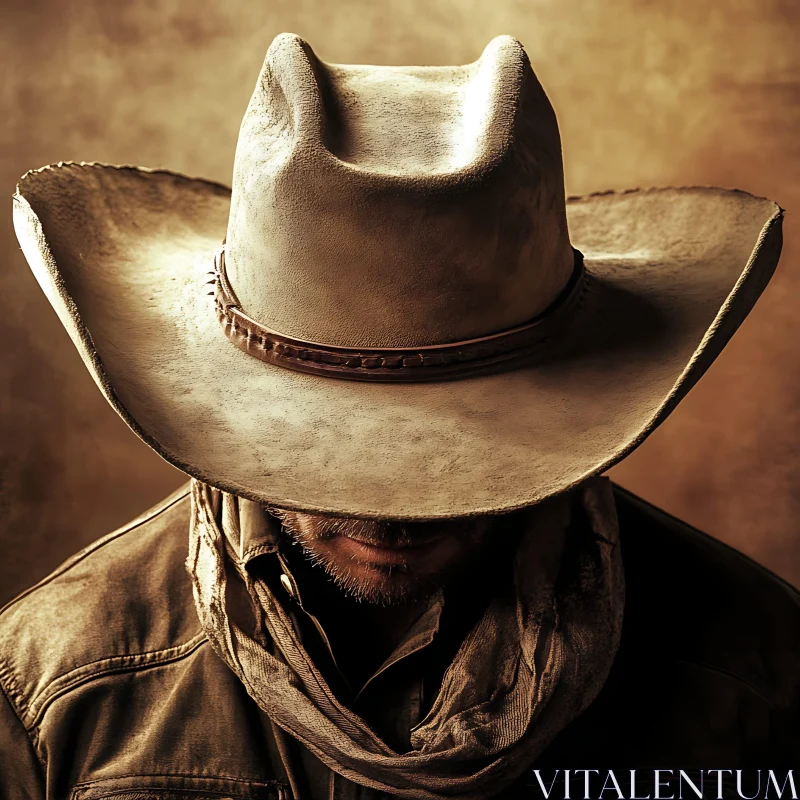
[270,510,493,606]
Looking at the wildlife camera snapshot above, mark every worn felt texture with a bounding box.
[225,35,574,348]
[12,155,782,517]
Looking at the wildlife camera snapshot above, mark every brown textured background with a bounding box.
[1,0,798,604]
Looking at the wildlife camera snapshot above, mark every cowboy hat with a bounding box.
[12,34,783,519]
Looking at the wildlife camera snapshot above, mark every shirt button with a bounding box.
[279,573,296,599]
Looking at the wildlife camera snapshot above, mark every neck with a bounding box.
[327,589,431,685]
[280,546,433,691]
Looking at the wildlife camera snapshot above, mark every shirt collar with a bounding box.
[220,491,282,561]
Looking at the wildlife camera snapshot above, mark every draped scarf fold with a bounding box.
[187,477,624,800]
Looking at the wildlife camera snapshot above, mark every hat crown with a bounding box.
[225,34,574,348]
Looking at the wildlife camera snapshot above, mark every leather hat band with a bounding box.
[212,247,586,382]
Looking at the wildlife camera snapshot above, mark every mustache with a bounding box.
[320,518,421,546]
[270,509,483,548]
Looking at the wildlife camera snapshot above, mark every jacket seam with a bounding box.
[675,657,780,712]
[26,633,208,729]
[0,677,47,781]
[0,484,191,619]
[612,484,800,597]
[0,651,28,715]
[73,773,288,788]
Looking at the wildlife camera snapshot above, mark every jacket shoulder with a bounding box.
[612,483,800,711]
[0,484,203,728]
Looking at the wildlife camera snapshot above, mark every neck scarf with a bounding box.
[187,477,624,800]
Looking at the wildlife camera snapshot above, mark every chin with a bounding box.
[277,511,495,605]
[330,558,440,605]
[346,576,428,606]
[302,541,445,605]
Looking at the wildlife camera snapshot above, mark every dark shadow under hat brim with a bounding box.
[13,163,783,518]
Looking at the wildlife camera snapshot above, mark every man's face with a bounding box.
[270,509,498,605]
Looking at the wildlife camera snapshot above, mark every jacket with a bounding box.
[1,484,798,800]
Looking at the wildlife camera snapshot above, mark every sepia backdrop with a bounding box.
[1,0,798,603]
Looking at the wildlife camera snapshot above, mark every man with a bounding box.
[1,32,798,800]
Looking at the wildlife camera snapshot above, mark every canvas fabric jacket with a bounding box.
[0,484,798,800]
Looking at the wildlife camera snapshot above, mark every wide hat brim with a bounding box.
[14,163,782,519]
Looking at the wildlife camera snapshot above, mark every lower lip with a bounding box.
[337,534,448,566]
